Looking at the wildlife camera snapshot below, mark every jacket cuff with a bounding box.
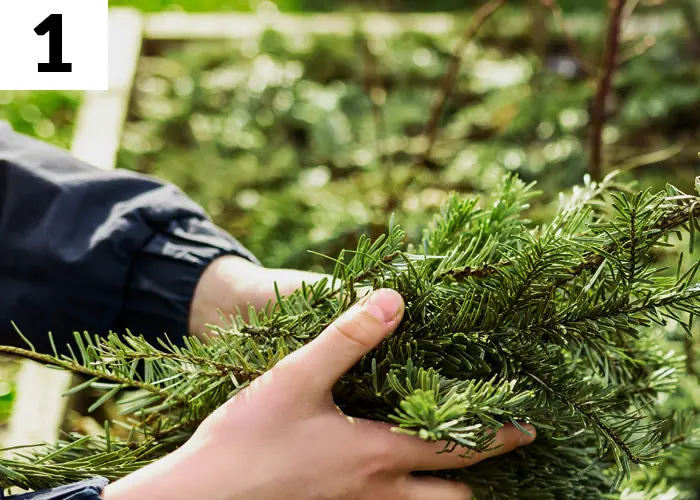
[116,216,260,346]
[5,477,108,499]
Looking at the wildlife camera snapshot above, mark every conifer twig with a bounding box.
[101,350,261,380]
[441,201,700,280]
[1,179,698,497]
[525,368,643,464]
[0,346,174,400]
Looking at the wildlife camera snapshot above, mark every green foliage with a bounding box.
[1,175,699,499]
[0,382,15,425]
[0,90,79,149]
[108,0,301,13]
[117,23,700,270]
[106,0,607,13]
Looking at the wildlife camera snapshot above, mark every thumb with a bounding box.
[285,289,404,393]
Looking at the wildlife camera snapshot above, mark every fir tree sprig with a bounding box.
[1,174,698,499]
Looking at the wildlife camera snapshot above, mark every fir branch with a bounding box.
[524,366,647,465]
[0,437,161,490]
[239,325,294,339]
[443,200,700,282]
[440,262,506,280]
[99,350,259,380]
[2,178,698,498]
[0,345,173,401]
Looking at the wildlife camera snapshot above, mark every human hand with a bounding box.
[104,289,535,500]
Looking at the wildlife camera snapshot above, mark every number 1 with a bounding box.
[34,14,72,73]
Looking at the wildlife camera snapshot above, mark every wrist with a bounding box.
[102,448,197,500]
[103,440,249,500]
[188,255,260,335]
[189,255,329,336]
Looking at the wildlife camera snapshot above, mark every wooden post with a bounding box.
[71,8,144,171]
[142,11,682,41]
[3,8,143,457]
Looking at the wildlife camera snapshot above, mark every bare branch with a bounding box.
[539,0,596,76]
[412,0,507,170]
[685,336,697,378]
[588,0,628,182]
[361,36,386,172]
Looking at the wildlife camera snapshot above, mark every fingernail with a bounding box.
[519,424,536,445]
[364,289,403,323]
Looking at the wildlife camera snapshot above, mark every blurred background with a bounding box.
[1,0,700,496]
[3,0,699,271]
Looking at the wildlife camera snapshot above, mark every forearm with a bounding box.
[189,255,329,335]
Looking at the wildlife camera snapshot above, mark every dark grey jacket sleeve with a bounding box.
[0,122,259,355]
[2,477,108,499]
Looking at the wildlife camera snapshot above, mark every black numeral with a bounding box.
[35,14,72,73]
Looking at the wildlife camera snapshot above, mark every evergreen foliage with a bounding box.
[117,22,700,270]
[1,173,699,499]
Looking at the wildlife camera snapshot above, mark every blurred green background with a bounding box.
[2,0,698,268]
[108,0,608,13]
[2,0,699,269]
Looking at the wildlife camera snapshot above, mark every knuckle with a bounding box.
[363,425,399,471]
[331,312,379,349]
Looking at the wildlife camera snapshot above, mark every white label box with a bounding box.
[0,0,108,90]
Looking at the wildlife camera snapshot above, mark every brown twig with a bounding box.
[539,0,596,76]
[685,336,697,378]
[680,0,700,50]
[442,262,507,280]
[531,0,549,68]
[660,432,691,452]
[361,36,387,172]
[412,0,507,171]
[361,35,396,221]
[588,0,628,182]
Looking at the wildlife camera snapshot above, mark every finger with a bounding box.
[392,423,536,471]
[280,289,404,393]
[398,476,473,500]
